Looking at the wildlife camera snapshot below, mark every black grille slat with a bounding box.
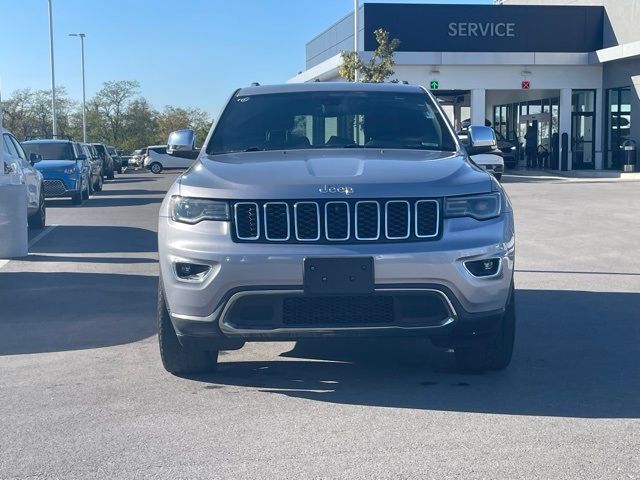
[282,296,394,326]
[295,203,320,240]
[385,201,410,239]
[235,203,259,239]
[264,203,289,240]
[416,201,439,238]
[232,199,440,244]
[356,202,379,240]
[325,202,349,240]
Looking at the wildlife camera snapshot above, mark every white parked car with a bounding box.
[458,130,504,180]
[144,145,196,174]
[1,129,47,228]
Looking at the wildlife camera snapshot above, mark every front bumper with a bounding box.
[159,211,515,345]
[41,172,81,197]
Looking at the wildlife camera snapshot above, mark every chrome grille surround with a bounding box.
[324,201,351,241]
[293,202,321,241]
[263,202,290,241]
[415,200,440,239]
[232,199,440,244]
[384,200,411,240]
[234,202,260,240]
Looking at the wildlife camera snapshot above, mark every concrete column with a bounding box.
[559,88,573,171]
[630,75,640,145]
[595,88,604,170]
[453,102,462,131]
[470,89,486,127]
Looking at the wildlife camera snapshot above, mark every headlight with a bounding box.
[170,196,230,224]
[445,193,502,220]
[64,167,76,174]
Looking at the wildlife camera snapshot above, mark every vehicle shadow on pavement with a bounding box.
[51,197,163,208]
[191,289,640,419]
[107,178,159,184]
[0,272,158,355]
[94,189,168,197]
[30,226,157,254]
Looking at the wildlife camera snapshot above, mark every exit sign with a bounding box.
[430,80,439,90]
[522,80,531,90]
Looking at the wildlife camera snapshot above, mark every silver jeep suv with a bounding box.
[157,82,516,375]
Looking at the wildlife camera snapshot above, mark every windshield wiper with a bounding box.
[243,147,263,152]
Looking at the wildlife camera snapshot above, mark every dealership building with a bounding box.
[289,0,640,171]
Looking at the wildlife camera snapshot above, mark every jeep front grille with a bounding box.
[231,199,440,244]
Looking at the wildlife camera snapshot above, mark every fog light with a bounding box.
[175,262,211,281]
[465,258,501,278]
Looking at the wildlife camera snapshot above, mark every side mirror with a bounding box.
[76,153,87,161]
[29,153,42,165]
[167,129,196,156]
[467,126,497,154]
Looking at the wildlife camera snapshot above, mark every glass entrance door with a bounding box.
[572,112,595,169]
[571,90,596,170]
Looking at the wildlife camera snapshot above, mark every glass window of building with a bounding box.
[605,87,632,170]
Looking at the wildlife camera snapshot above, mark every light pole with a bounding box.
[353,0,359,82]
[69,33,87,142]
[48,0,57,138]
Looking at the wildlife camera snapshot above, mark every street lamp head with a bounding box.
[68,33,86,38]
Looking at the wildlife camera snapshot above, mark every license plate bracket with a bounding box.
[303,257,374,295]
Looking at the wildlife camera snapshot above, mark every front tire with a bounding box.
[28,189,46,229]
[454,288,515,372]
[94,173,103,192]
[158,283,218,375]
[149,162,163,174]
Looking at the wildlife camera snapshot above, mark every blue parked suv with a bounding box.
[22,139,91,205]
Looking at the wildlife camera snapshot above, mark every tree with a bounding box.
[157,106,211,147]
[93,80,140,144]
[1,82,210,151]
[1,87,75,140]
[338,29,400,83]
[122,98,160,151]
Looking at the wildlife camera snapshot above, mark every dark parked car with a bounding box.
[494,131,519,169]
[107,146,123,174]
[80,143,104,192]
[91,143,115,179]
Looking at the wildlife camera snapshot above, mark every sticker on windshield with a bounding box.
[237,97,251,103]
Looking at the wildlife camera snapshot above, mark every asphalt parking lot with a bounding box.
[1,171,639,479]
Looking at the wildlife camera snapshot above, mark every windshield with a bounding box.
[207,90,457,155]
[22,142,75,160]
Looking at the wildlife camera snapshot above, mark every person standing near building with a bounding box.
[525,125,538,169]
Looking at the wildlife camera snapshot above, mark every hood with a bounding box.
[34,160,77,170]
[178,149,493,199]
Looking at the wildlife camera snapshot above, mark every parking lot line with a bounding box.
[0,225,59,270]
[28,225,58,249]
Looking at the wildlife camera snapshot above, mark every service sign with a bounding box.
[364,4,603,53]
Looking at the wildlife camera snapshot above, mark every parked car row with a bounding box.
[1,129,132,231]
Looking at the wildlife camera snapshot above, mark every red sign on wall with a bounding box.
[522,80,531,90]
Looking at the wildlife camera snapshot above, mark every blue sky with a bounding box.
[0,0,491,117]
